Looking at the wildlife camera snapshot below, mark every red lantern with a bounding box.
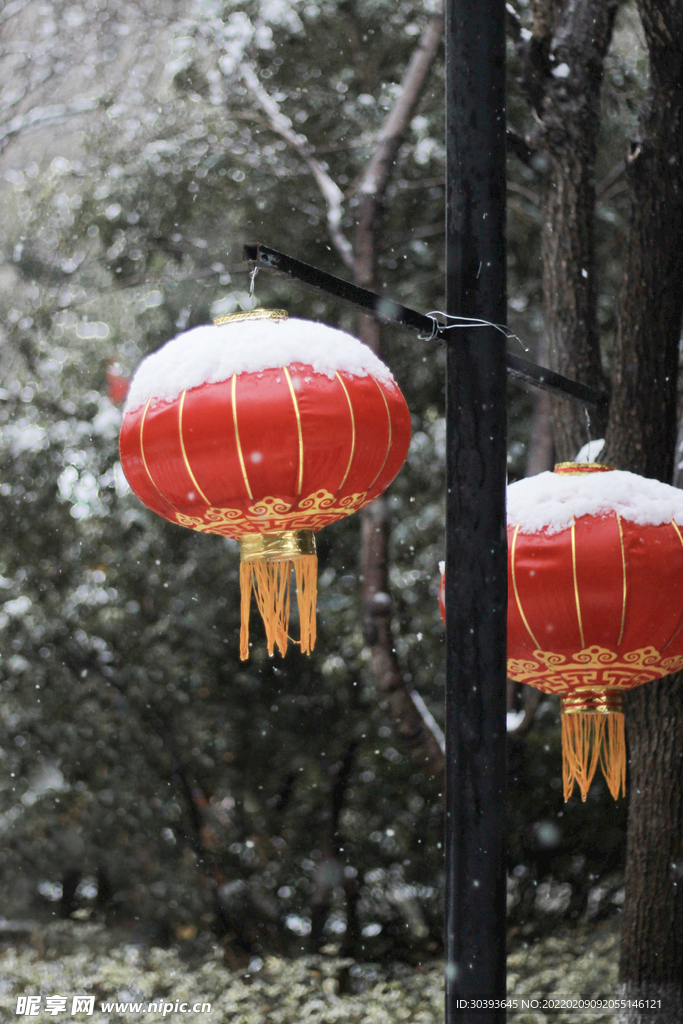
[106,360,130,406]
[119,309,410,659]
[507,462,683,801]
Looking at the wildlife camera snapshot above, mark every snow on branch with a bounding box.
[411,688,446,756]
[0,97,101,153]
[240,62,353,269]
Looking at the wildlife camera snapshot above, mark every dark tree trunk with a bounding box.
[354,303,446,787]
[525,388,554,476]
[360,490,446,783]
[525,333,555,477]
[601,0,683,479]
[599,2,683,1016]
[616,680,683,1023]
[526,0,617,460]
[673,409,683,490]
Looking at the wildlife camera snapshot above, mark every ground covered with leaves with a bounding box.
[0,917,621,1023]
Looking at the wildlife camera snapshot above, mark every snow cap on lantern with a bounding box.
[119,309,411,660]
[507,462,683,801]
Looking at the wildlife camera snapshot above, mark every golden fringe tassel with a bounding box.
[239,554,317,660]
[561,711,626,802]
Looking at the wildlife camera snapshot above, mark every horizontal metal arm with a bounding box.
[243,243,604,409]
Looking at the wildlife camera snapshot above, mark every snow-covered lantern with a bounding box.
[507,462,683,801]
[119,309,411,659]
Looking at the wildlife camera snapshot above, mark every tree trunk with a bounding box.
[351,9,447,789]
[672,408,683,490]
[526,0,617,460]
[525,333,555,476]
[616,679,683,1024]
[601,3,683,1014]
[355,186,446,786]
[360,489,446,783]
[600,0,683,479]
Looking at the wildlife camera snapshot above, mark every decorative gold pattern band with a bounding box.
[561,690,623,715]
[176,487,369,538]
[240,529,316,563]
[508,644,683,693]
[213,308,288,326]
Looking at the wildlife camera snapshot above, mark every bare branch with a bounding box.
[239,62,353,269]
[508,180,541,205]
[506,3,524,45]
[0,97,100,154]
[411,688,445,755]
[360,497,447,792]
[355,7,444,206]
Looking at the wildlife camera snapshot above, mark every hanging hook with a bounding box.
[417,316,441,341]
[249,265,258,302]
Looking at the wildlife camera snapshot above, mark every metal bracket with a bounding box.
[243,243,604,409]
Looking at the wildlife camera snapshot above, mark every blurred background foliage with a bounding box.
[0,0,640,962]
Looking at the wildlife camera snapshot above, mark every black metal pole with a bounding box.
[445,0,507,1020]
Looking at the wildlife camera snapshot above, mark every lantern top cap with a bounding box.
[554,461,613,475]
[508,468,683,535]
[124,313,397,413]
[213,307,288,326]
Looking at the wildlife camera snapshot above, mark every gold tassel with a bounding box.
[239,530,317,660]
[561,690,625,802]
[293,554,317,654]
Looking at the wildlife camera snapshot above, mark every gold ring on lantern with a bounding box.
[240,529,316,563]
[553,461,614,475]
[213,308,289,326]
[561,689,623,714]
